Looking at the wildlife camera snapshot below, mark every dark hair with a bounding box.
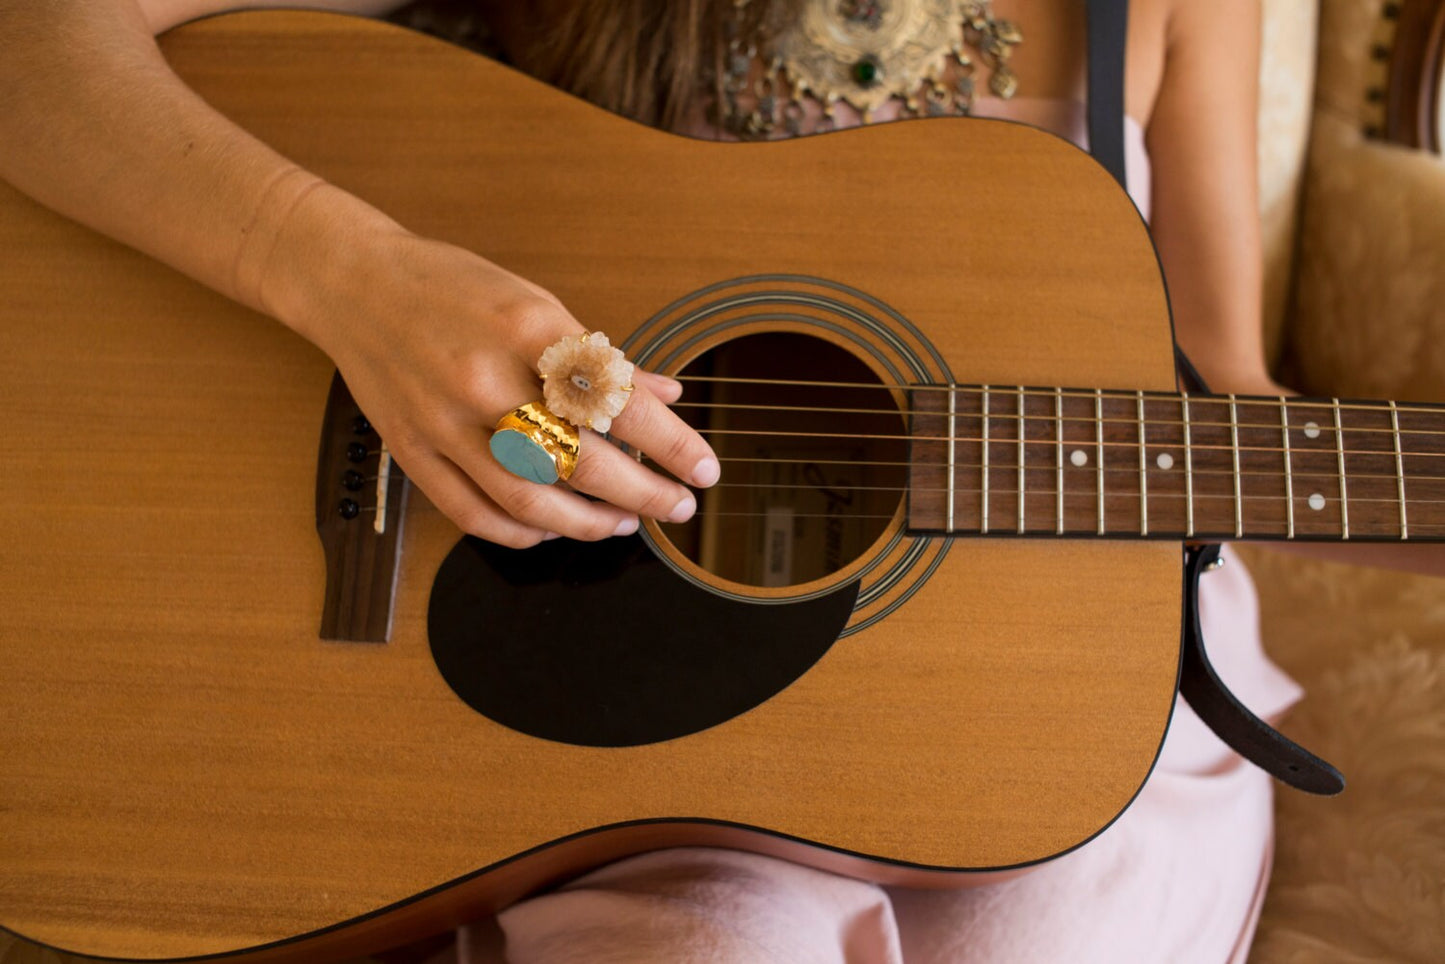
[509,0,798,129]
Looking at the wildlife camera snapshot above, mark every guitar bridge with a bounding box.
[314,371,409,641]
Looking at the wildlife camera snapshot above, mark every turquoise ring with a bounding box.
[490,401,581,485]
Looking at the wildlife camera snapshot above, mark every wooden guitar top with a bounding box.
[0,11,1181,961]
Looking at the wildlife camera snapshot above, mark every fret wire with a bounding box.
[946,382,957,533]
[981,385,990,536]
[1334,398,1350,540]
[1095,389,1105,536]
[1055,387,1064,536]
[1137,391,1148,536]
[1280,397,1295,540]
[1182,394,1195,538]
[1017,385,1026,534]
[1229,394,1243,538]
[1391,400,1408,540]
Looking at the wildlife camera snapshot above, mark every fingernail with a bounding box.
[543,531,562,541]
[691,456,720,487]
[668,495,696,524]
[613,516,639,537]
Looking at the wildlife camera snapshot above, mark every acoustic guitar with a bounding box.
[2,11,1440,962]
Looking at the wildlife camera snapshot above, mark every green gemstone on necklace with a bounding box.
[851,57,880,86]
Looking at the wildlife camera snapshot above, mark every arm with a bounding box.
[1146,0,1272,397]
[0,0,718,547]
[1146,0,1444,577]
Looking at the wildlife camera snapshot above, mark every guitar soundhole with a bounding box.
[659,332,908,587]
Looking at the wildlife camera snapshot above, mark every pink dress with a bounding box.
[436,102,1303,964]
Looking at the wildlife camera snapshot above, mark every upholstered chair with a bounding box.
[1247,0,1444,960]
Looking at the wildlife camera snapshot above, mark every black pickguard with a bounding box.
[428,535,858,747]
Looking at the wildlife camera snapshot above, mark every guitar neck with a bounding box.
[907,386,1445,542]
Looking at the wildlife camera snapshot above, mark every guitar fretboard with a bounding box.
[907,386,1445,541]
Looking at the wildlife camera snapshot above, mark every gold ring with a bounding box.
[490,401,580,485]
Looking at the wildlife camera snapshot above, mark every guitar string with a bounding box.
[673,374,1445,418]
[364,458,1445,485]
[137,420,1431,462]
[692,455,1445,484]
[694,483,1445,504]
[681,512,1445,528]
[365,502,1445,530]
[670,516,1445,529]
[665,399,1445,441]
[661,424,1445,461]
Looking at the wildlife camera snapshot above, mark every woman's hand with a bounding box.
[0,0,714,550]
[272,204,719,548]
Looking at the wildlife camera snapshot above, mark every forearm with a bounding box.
[0,1,717,545]
[0,0,396,332]
[1146,0,1443,579]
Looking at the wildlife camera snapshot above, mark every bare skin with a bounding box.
[0,0,720,550]
[1,0,1440,574]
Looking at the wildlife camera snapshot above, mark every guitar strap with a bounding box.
[1182,545,1345,794]
[1085,0,1130,189]
[1088,0,1345,795]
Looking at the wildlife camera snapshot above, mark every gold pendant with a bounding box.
[773,0,967,117]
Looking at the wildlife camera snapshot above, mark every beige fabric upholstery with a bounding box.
[1246,549,1445,962]
[1259,0,1321,370]
[1292,114,1445,400]
[1250,1,1445,961]
[1287,0,1445,402]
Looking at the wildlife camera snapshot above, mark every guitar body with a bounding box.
[0,12,1183,961]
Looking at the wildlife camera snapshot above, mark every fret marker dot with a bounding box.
[1308,493,1326,511]
[1070,449,1088,467]
[1156,452,1174,470]
[1304,421,1321,439]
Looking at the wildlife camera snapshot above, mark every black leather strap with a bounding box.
[1086,0,1130,189]
[1181,545,1345,795]
[1174,346,1210,394]
[1086,3,1341,794]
